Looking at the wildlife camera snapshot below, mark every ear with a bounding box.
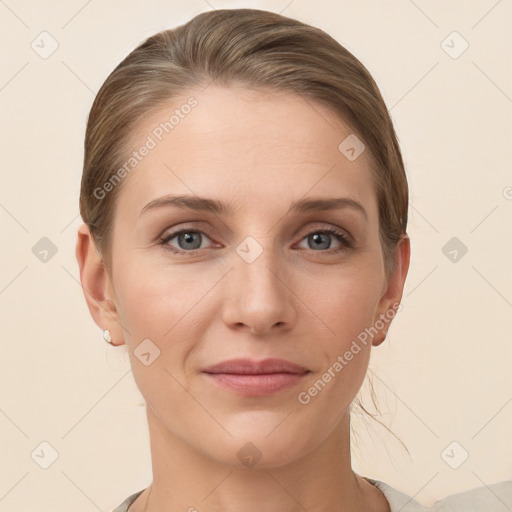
[75,223,125,346]
[372,234,410,347]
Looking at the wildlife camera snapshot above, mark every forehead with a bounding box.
[115,85,377,218]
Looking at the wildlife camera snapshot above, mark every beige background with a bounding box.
[1,0,511,510]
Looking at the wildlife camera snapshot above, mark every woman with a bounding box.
[75,8,510,512]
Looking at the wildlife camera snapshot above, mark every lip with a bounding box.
[203,358,309,375]
[202,358,310,396]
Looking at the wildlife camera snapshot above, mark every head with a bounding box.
[76,8,410,468]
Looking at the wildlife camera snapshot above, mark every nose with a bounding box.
[221,245,297,336]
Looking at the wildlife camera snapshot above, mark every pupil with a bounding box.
[180,232,200,249]
[311,233,330,250]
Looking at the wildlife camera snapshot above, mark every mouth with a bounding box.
[202,358,310,396]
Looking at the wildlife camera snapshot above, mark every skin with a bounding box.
[76,85,410,512]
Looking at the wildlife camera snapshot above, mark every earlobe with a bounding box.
[372,234,411,347]
[75,223,124,345]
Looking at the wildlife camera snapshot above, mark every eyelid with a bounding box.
[159,220,353,241]
[297,221,354,243]
[159,221,215,242]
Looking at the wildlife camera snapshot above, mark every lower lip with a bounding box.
[203,372,308,396]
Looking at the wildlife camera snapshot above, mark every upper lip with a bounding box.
[203,358,309,375]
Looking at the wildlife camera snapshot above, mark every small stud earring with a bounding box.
[103,329,113,344]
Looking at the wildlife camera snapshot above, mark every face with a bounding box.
[81,85,408,469]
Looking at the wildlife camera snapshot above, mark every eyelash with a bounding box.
[158,227,354,256]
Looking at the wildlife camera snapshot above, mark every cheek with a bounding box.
[113,261,210,412]
[298,263,380,395]
[302,263,381,345]
[114,258,209,340]
[112,257,221,396]
[295,278,376,434]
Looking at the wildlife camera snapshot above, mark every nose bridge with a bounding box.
[223,234,295,333]
[238,238,279,296]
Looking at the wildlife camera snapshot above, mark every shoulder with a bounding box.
[110,489,145,512]
[365,478,426,511]
[429,480,512,511]
[365,477,512,511]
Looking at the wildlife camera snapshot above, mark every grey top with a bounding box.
[111,477,512,511]
[112,488,144,512]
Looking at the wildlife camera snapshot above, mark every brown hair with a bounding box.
[80,7,408,276]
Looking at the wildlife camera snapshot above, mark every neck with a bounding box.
[131,406,388,512]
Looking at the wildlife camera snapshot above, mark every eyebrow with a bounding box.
[139,194,367,220]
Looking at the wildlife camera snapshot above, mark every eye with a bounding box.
[297,228,353,253]
[159,226,353,255]
[160,229,215,254]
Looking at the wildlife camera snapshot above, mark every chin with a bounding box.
[206,426,315,471]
